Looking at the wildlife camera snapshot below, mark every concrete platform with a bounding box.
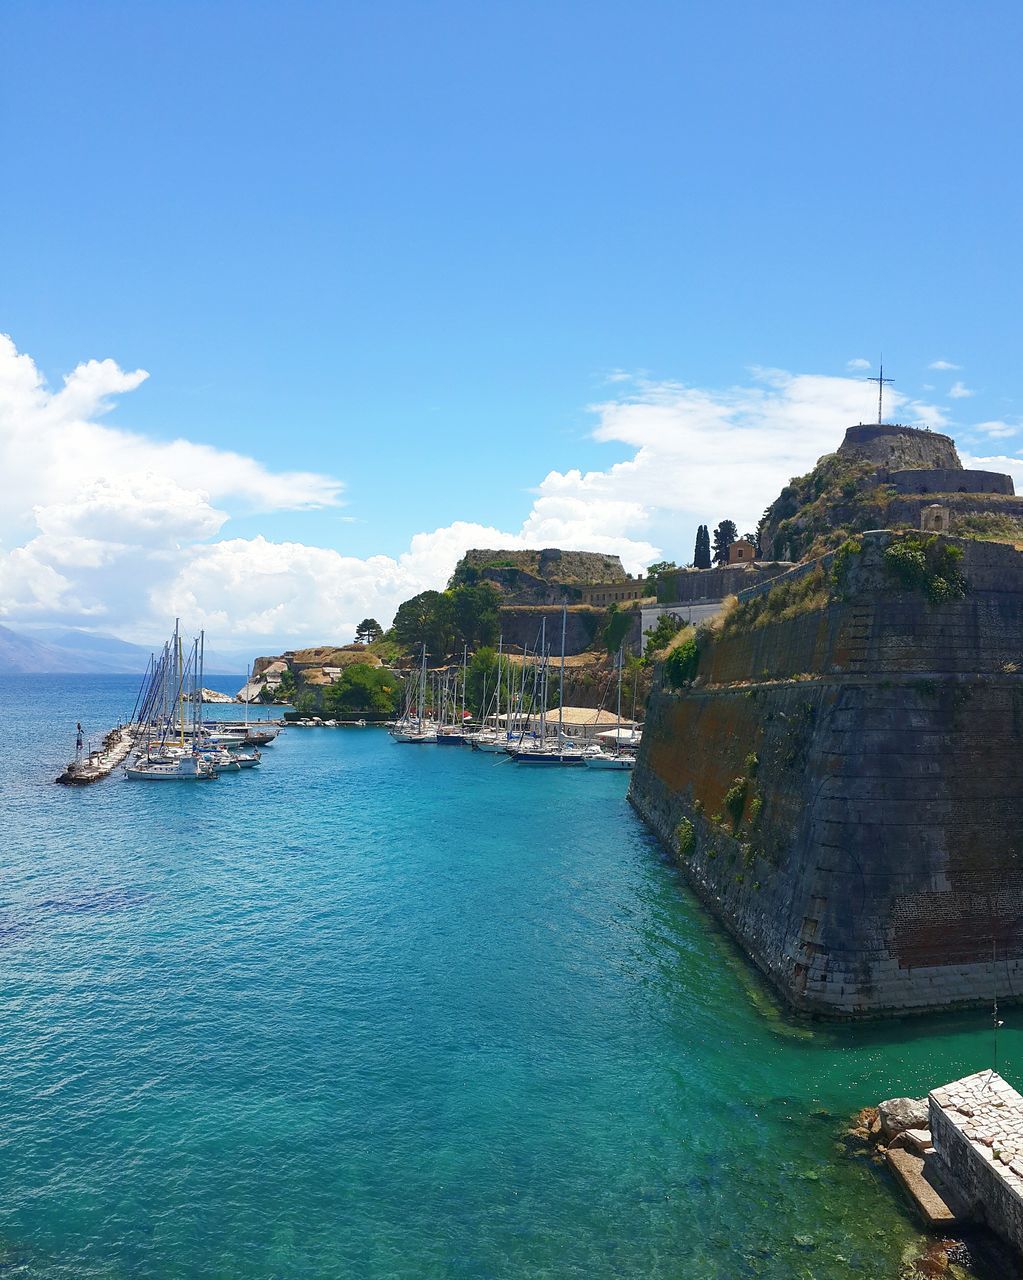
[886,1146,964,1227]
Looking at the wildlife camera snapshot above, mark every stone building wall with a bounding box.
[887,468,1014,496]
[629,534,1023,1017]
[658,562,793,604]
[930,1073,1023,1254]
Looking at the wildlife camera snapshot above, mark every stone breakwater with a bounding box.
[56,725,134,785]
[629,533,1023,1018]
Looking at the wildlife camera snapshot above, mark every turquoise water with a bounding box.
[0,675,1018,1279]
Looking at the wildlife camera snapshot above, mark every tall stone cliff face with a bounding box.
[630,534,1023,1018]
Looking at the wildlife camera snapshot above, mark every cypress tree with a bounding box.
[694,524,712,570]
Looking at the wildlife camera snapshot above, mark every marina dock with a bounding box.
[56,725,135,785]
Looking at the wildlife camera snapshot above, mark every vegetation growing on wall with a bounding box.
[720,564,831,635]
[883,533,968,603]
[723,777,748,830]
[643,612,683,658]
[662,631,700,687]
[601,604,633,655]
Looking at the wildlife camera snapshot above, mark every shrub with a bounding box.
[724,776,748,830]
[675,817,696,857]
[883,534,968,603]
[663,633,700,687]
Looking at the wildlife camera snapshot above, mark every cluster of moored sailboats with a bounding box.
[122,624,281,781]
[388,611,638,769]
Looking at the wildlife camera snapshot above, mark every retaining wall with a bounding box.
[630,533,1023,1017]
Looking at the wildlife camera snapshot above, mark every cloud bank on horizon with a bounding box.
[0,334,1018,650]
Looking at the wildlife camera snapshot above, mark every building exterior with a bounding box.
[577,577,650,606]
[921,504,951,533]
[727,538,756,565]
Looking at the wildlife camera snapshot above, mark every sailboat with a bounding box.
[472,636,513,751]
[391,644,437,742]
[584,644,636,770]
[126,625,219,780]
[513,609,585,765]
[436,648,468,743]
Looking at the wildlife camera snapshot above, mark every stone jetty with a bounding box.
[55,725,135,785]
[863,1072,1023,1263]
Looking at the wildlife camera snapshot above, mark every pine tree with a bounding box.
[712,520,738,565]
[694,524,712,570]
[355,617,384,644]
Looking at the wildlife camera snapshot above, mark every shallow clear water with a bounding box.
[0,675,1017,1278]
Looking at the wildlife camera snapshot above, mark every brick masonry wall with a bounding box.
[630,534,1023,1017]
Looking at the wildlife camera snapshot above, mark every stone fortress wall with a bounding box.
[886,468,1014,496]
[630,522,1023,1018]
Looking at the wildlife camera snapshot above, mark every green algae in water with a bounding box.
[0,674,1018,1279]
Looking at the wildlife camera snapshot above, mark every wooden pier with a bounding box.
[56,726,135,785]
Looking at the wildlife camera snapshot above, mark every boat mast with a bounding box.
[199,630,206,743]
[461,643,467,727]
[495,635,503,730]
[558,605,566,750]
[615,643,623,755]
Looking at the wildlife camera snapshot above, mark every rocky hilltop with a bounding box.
[759,423,1023,563]
[450,548,628,604]
[632,424,1023,1018]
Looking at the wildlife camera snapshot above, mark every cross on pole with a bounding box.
[864,359,894,425]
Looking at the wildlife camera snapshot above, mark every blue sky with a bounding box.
[2,1,1022,646]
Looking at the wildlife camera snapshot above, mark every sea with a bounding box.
[0,674,1017,1279]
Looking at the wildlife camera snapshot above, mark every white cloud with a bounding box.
[929,360,961,371]
[0,334,1003,653]
[949,380,975,399]
[961,452,1023,493]
[973,420,1018,440]
[846,357,870,370]
[0,334,342,546]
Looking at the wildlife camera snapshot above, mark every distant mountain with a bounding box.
[0,625,249,674]
[0,625,87,674]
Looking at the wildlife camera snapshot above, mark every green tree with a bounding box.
[694,524,712,569]
[712,520,738,565]
[646,560,676,577]
[355,617,383,644]
[643,612,682,658]
[451,583,500,649]
[276,667,297,702]
[392,590,455,657]
[322,664,403,716]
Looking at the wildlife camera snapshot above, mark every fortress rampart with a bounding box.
[630,533,1023,1017]
[886,468,1014,496]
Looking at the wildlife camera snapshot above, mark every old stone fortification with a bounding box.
[887,467,1014,496]
[658,562,793,604]
[840,423,962,469]
[630,533,1023,1017]
[497,604,641,656]
[452,548,626,597]
[759,422,1023,563]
